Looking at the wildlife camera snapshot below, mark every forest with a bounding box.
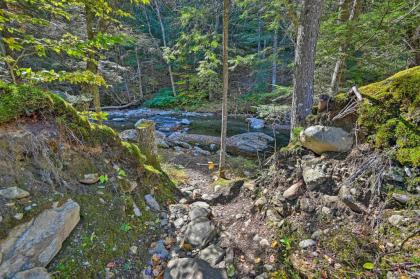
[0,0,419,278]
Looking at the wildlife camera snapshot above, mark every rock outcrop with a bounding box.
[0,200,80,278]
[300,125,353,154]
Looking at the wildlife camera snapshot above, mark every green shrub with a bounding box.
[143,88,178,108]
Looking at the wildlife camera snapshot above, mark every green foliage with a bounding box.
[99,175,108,184]
[143,88,178,108]
[358,66,420,166]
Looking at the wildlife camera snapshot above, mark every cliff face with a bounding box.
[0,83,175,277]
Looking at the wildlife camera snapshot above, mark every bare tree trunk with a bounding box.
[84,4,102,124]
[257,16,262,57]
[219,0,230,179]
[154,0,176,96]
[329,0,358,95]
[0,1,16,83]
[290,0,323,138]
[135,47,144,99]
[272,28,278,92]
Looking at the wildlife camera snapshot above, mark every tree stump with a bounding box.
[136,120,159,167]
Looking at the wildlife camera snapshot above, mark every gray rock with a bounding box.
[299,239,316,249]
[11,267,51,279]
[299,198,315,213]
[228,132,274,156]
[392,193,409,204]
[259,238,270,248]
[302,164,330,191]
[0,200,80,278]
[148,240,169,259]
[0,187,30,199]
[184,217,216,248]
[119,129,138,142]
[388,215,404,226]
[247,118,265,129]
[255,196,267,208]
[190,206,210,220]
[283,180,305,200]
[164,258,227,279]
[199,244,225,266]
[181,119,192,125]
[300,125,353,154]
[144,194,160,211]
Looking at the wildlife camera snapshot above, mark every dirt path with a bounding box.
[153,147,278,278]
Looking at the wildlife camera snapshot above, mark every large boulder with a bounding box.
[227,132,274,156]
[0,200,80,278]
[300,126,353,154]
[164,258,227,279]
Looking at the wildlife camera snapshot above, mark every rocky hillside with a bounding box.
[0,83,176,278]
[249,67,419,278]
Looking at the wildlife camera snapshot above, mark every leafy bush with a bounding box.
[143,88,178,108]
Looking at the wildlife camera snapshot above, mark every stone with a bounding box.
[259,238,270,248]
[145,194,160,211]
[189,206,210,220]
[174,218,185,229]
[299,198,315,213]
[0,200,80,279]
[164,258,227,279]
[302,163,330,191]
[392,193,409,204]
[227,132,274,156]
[181,118,192,125]
[130,246,138,255]
[0,187,30,199]
[299,239,316,249]
[148,240,169,259]
[388,215,404,226]
[184,217,216,248]
[11,267,51,279]
[14,213,24,220]
[283,180,305,200]
[247,118,265,129]
[119,129,138,142]
[79,173,100,185]
[199,244,225,266]
[300,125,353,154]
[133,203,142,217]
[255,196,267,208]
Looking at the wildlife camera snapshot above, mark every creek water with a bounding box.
[105,108,290,148]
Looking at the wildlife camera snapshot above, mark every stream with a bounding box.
[105,108,290,148]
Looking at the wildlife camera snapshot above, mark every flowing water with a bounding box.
[105,108,290,148]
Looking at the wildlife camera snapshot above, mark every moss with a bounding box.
[357,66,420,166]
[49,192,156,278]
[121,141,147,164]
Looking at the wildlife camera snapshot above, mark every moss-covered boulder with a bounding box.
[357,66,420,166]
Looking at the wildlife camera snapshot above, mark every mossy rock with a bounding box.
[357,66,420,166]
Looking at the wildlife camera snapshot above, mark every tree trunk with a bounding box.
[272,28,278,92]
[219,0,230,179]
[135,47,144,99]
[84,4,102,124]
[154,0,176,96]
[0,1,16,83]
[290,0,323,138]
[329,0,358,95]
